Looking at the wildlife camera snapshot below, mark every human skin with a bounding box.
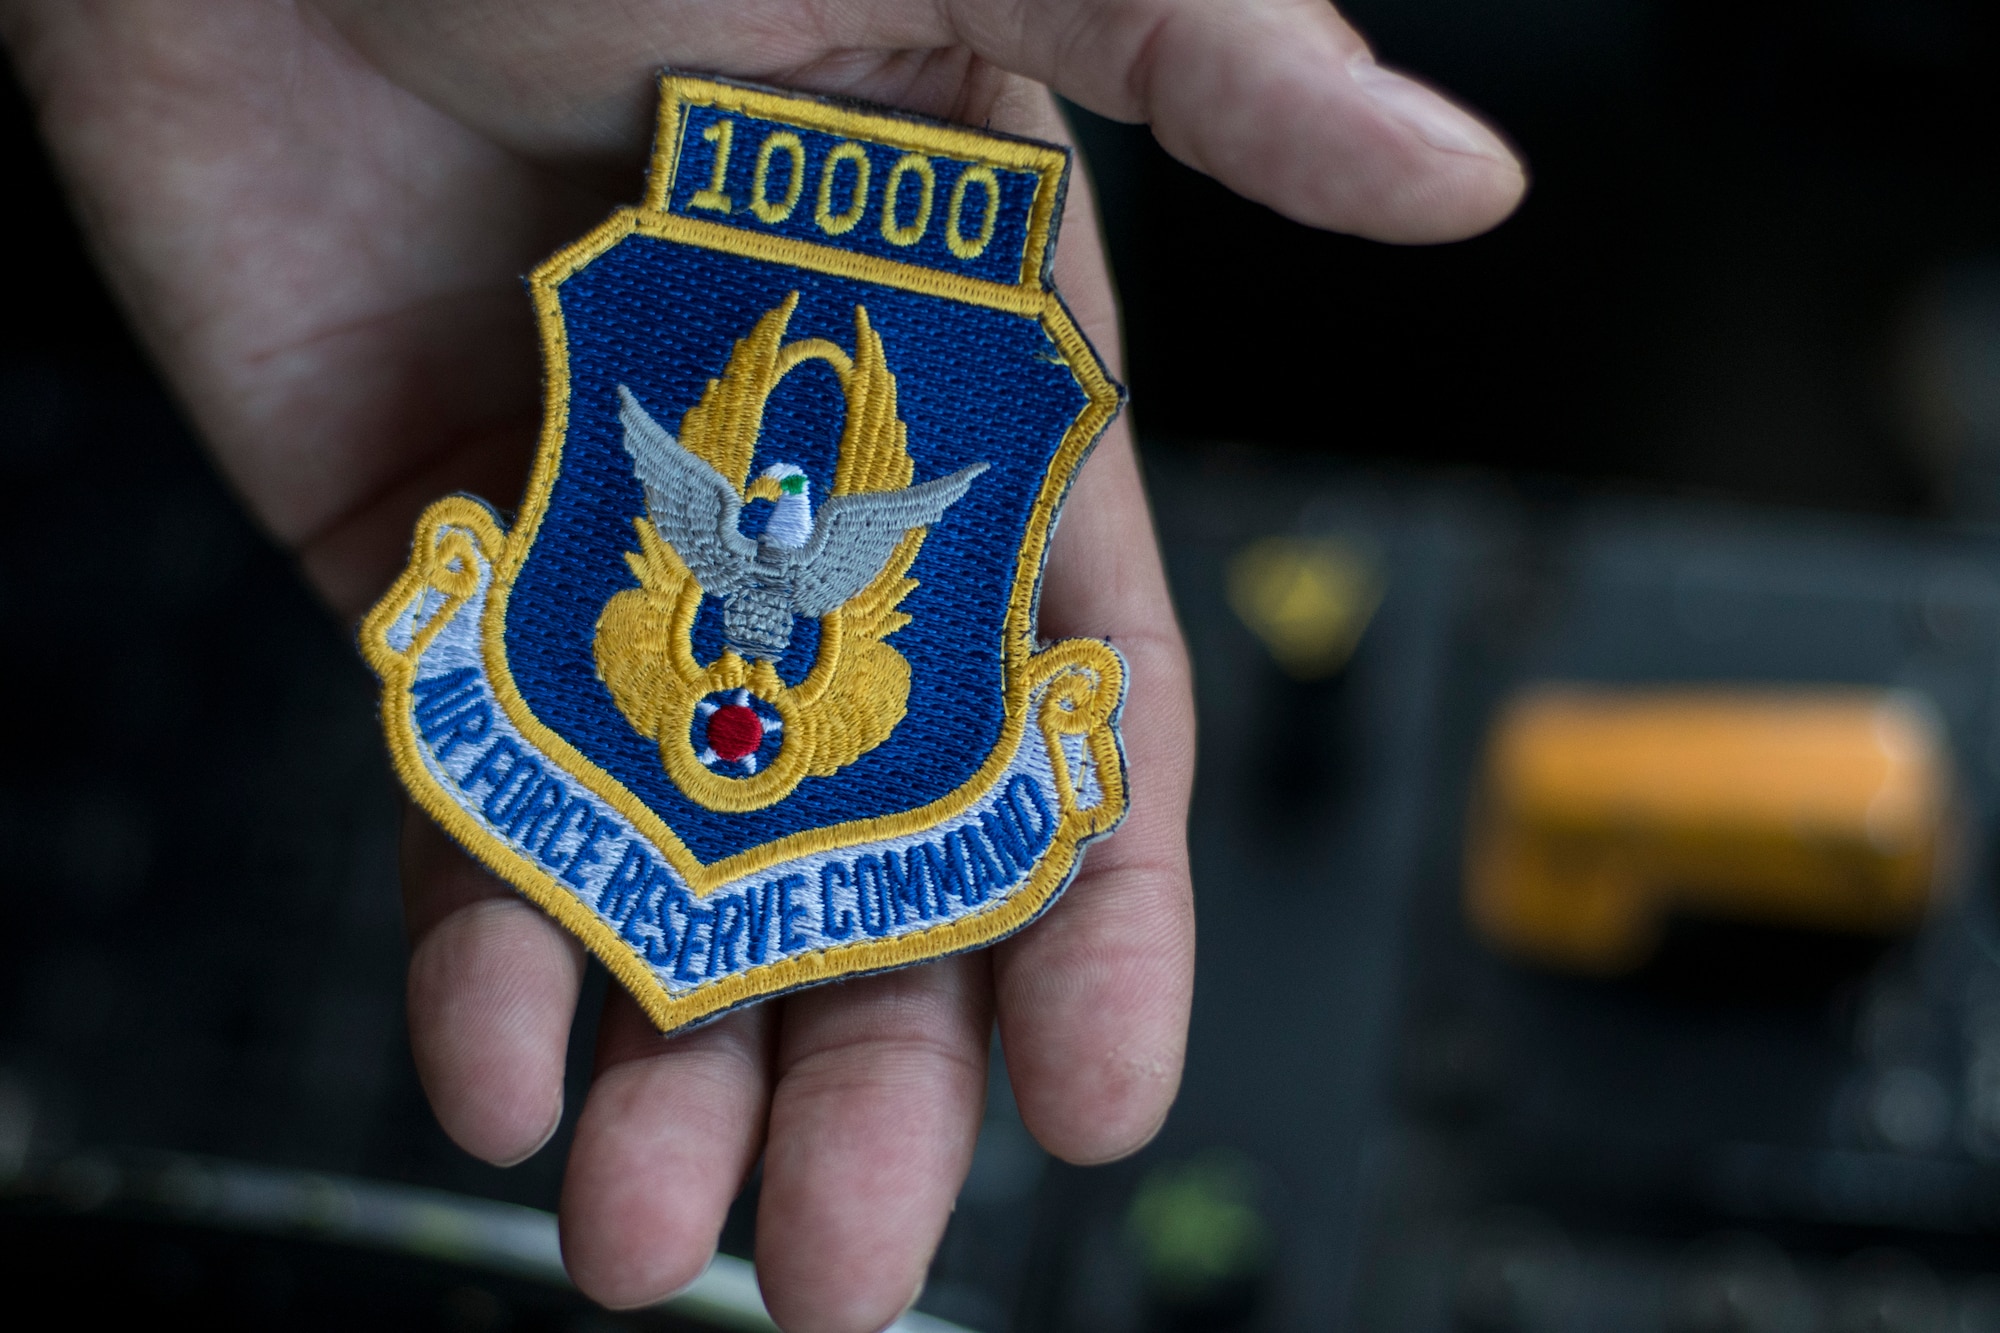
[0,3,1522,1329]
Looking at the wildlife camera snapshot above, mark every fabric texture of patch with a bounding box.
[361,74,1129,1032]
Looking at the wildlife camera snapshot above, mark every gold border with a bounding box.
[362,75,1128,1030]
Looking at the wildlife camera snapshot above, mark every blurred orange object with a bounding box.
[1466,688,1953,975]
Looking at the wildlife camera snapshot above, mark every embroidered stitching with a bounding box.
[360,74,1129,1033]
[596,293,986,812]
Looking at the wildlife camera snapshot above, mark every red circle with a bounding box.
[708,704,764,762]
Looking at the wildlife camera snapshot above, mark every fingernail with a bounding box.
[1348,55,1516,164]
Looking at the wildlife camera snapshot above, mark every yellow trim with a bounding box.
[633,209,1045,316]
[363,75,1127,1031]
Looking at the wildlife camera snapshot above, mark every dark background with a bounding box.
[1081,0,2000,513]
[5,2,2000,1330]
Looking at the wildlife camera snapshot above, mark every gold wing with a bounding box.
[796,531,922,777]
[592,518,701,746]
[791,303,926,775]
[676,294,800,489]
[830,307,914,495]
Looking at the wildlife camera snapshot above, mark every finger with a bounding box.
[314,0,1521,244]
[948,0,1524,242]
[756,956,992,1333]
[994,412,1197,1164]
[559,988,774,1309]
[985,90,1197,1163]
[402,809,586,1166]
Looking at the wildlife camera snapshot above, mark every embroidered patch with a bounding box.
[361,75,1129,1032]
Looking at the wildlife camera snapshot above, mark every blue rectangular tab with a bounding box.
[656,92,1062,289]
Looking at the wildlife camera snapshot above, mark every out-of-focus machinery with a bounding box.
[1468,688,1952,976]
[1015,452,2000,1332]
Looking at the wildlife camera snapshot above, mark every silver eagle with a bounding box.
[617,384,987,661]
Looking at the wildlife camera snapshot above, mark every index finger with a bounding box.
[945,0,1526,241]
[317,0,1524,243]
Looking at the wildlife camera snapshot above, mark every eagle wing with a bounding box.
[788,463,988,617]
[618,385,758,598]
[829,306,914,495]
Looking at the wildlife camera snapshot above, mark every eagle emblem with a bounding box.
[595,294,982,811]
[361,75,1129,1033]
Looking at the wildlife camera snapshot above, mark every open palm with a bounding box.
[1,1,1520,1328]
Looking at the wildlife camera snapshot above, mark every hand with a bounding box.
[1,2,1520,1327]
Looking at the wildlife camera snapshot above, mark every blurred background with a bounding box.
[6,1,2000,1329]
